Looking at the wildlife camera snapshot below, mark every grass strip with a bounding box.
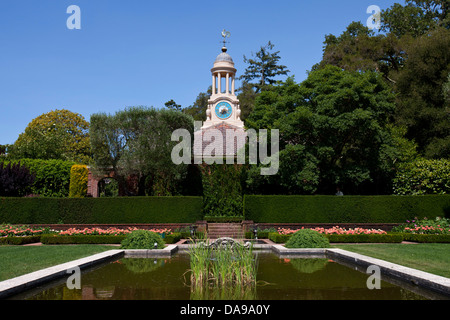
[0,245,114,281]
[333,243,450,278]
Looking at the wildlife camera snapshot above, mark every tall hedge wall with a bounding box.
[244,195,450,223]
[0,196,203,224]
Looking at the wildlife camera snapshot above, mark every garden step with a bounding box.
[206,223,244,239]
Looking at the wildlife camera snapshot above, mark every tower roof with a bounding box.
[214,47,234,64]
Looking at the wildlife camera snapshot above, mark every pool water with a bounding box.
[15,253,432,300]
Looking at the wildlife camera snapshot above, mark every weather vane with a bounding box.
[221,29,231,47]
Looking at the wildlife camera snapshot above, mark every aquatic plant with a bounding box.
[187,237,257,290]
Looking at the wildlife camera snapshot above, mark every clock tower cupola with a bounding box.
[202,31,244,129]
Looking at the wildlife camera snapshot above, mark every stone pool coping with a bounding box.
[1,244,449,299]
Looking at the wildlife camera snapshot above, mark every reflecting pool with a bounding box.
[11,253,440,300]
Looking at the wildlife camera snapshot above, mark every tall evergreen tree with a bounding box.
[239,41,290,93]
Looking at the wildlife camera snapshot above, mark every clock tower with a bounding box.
[194,31,247,160]
[202,42,244,129]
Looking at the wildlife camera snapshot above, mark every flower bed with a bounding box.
[269,226,396,244]
[0,224,52,237]
[277,226,387,236]
[41,227,174,245]
[392,217,450,235]
[57,227,172,237]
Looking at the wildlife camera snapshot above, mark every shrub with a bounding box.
[284,229,330,248]
[120,230,165,249]
[69,165,89,198]
[164,232,182,244]
[201,164,244,218]
[393,159,450,195]
[268,232,291,243]
[0,162,35,197]
[0,159,74,197]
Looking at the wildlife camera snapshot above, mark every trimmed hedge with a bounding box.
[41,234,125,244]
[0,236,41,245]
[268,232,291,244]
[401,234,450,243]
[164,232,182,244]
[325,234,403,243]
[244,195,450,223]
[0,196,203,224]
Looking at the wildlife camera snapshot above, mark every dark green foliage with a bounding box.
[0,158,74,197]
[394,27,450,158]
[201,164,244,217]
[120,230,165,249]
[244,195,450,223]
[268,232,291,243]
[284,229,330,248]
[316,1,449,160]
[0,196,203,224]
[0,162,35,197]
[164,232,182,244]
[245,67,404,195]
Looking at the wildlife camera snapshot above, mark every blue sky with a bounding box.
[0,0,400,145]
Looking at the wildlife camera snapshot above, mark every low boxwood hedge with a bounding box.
[245,231,270,239]
[164,232,182,244]
[325,233,403,243]
[40,234,126,245]
[401,234,450,243]
[268,232,291,244]
[0,236,41,245]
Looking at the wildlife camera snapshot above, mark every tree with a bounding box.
[239,41,290,94]
[237,81,259,121]
[182,86,212,121]
[164,99,182,111]
[245,66,408,195]
[9,109,91,164]
[90,106,195,196]
[394,27,450,158]
[318,21,407,84]
[317,1,449,160]
[381,0,449,37]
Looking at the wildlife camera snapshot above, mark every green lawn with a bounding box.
[0,245,114,281]
[333,243,450,278]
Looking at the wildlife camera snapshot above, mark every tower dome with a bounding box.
[215,47,234,64]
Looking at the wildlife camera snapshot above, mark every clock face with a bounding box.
[215,101,232,120]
